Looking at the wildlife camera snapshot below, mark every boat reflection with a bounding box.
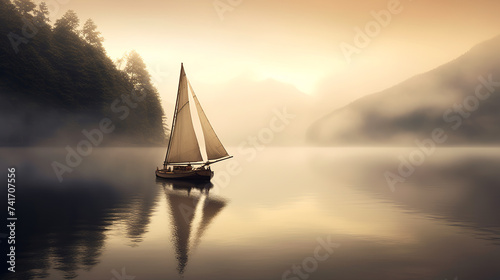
[157,179,227,275]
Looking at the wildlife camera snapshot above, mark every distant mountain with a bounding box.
[195,76,314,146]
[308,35,500,146]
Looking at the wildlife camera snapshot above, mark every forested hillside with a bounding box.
[0,0,166,146]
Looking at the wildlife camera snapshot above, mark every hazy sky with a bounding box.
[42,0,500,113]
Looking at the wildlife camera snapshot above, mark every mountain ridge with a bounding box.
[308,34,500,146]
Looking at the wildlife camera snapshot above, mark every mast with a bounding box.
[164,63,184,168]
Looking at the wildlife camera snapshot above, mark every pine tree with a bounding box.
[124,50,166,143]
[82,19,104,51]
[54,10,80,34]
[125,50,152,92]
[34,2,50,27]
[13,0,36,17]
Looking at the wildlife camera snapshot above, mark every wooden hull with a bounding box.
[155,169,213,181]
[155,177,214,191]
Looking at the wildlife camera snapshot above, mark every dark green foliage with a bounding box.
[0,0,167,146]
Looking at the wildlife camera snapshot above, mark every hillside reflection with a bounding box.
[157,179,227,275]
[5,173,160,279]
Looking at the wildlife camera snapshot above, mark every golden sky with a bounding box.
[43,0,500,111]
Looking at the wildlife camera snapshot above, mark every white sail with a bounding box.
[166,65,203,163]
[188,81,230,161]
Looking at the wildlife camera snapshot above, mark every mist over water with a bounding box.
[1,147,499,280]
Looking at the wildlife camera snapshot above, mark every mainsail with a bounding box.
[165,64,230,165]
[166,65,203,164]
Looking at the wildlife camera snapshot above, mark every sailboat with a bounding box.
[156,63,232,181]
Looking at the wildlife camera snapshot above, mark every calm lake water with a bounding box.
[1,147,500,280]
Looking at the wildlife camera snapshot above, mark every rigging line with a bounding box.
[204,156,234,166]
[177,102,190,113]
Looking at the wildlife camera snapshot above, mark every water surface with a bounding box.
[1,147,500,280]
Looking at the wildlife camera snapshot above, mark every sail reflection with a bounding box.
[157,179,227,275]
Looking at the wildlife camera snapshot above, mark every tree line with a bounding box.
[0,0,167,146]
